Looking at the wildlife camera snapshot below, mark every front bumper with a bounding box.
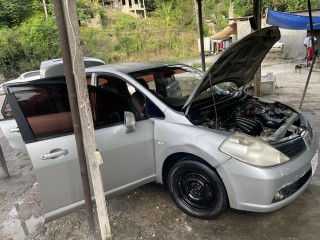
[217,129,318,213]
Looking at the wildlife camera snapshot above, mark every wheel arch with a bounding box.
[161,152,219,188]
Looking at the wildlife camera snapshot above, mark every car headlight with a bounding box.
[219,133,290,167]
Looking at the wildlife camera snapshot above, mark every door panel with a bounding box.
[0,119,27,153]
[25,134,82,214]
[5,77,156,220]
[26,119,155,217]
[97,119,155,191]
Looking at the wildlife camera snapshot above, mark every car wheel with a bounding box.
[167,159,228,219]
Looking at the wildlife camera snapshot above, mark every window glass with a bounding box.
[1,98,14,119]
[129,65,203,110]
[12,83,72,139]
[88,83,131,127]
[128,79,164,119]
[12,80,133,138]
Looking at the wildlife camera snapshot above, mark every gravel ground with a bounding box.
[0,61,320,240]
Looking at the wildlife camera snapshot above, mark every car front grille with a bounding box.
[271,136,307,158]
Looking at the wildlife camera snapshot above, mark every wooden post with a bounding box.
[62,1,112,239]
[52,1,97,239]
[53,0,112,239]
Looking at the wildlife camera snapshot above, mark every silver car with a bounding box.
[1,26,318,221]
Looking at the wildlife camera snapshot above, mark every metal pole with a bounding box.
[253,0,261,97]
[0,146,9,177]
[52,1,96,239]
[197,0,206,72]
[299,0,315,110]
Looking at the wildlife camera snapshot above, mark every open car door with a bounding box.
[4,76,156,221]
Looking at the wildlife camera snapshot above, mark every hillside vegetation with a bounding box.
[0,0,201,79]
[1,0,319,79]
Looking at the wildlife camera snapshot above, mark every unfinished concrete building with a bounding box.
[100,0,146,18]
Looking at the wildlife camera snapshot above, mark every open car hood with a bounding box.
[182,26,280,110]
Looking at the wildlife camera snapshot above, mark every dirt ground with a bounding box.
[0,61,320,240]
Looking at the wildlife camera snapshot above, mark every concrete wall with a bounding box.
[277,29,306,59]
[236,18,309,59]
[235,10,320,59]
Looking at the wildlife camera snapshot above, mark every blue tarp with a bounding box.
[266,8,320,30]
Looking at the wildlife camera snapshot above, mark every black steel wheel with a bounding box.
[167,159,228,219]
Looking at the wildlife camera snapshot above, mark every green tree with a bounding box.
[153,0,182,27]
[0,0,33,27]
[113,13,146,57]
[203,0,230,31]
[233,0,320,17]
[175,0,197,28]
[0,14,60,78]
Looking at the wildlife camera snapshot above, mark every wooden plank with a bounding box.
[62,1,112,239]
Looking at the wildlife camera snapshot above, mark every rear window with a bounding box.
[9,78,133,140]
[12,82,72,139]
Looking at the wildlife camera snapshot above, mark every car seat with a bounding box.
[131,78,148,116]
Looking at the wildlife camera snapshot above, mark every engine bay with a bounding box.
[188,94,306,144]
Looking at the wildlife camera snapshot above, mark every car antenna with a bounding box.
[209,78,218,130]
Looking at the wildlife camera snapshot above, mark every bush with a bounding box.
[0,15,60,79]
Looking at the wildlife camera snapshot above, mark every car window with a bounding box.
[1,97,14,119]
[129,65,203,110]
[127,80,165,119]
[11,83,73,139]
[88,84,131,128]
[8,77,133,140]
[196,82,237,102]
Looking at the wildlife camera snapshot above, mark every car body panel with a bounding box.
[0,119,27,153]
[153,119,232,183]
[217,128,318,212]
[39,57,105,78]
[24,119,156,219]
[96,119,156,191]
[4,75,156,221]
[183,26,281,110]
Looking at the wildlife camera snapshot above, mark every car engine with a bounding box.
[188,95,307,145]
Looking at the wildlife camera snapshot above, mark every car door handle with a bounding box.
[40,149,69,160]
[9,128,19,133]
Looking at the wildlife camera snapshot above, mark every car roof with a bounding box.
[85,61,182,74]
[40,57,105,78]
[1,61,185,91]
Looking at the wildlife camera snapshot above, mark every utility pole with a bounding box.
[196,0,206,72]
[253,0,262,97]
[53,1,112,239]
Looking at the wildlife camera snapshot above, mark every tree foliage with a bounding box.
[233,0,320,17]
[203,0,230,31]
[4,0,318,79]
[152,1,182,27]
[0,12,60,78]
[0,0,33,27]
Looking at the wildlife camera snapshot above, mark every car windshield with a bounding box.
[129,65,235,110]
[195,82,238,101]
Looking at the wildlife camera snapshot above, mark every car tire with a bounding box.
[167,159,228,219]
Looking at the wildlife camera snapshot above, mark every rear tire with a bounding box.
[167,159,228,219]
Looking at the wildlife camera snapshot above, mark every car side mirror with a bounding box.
[124,111,136,133]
